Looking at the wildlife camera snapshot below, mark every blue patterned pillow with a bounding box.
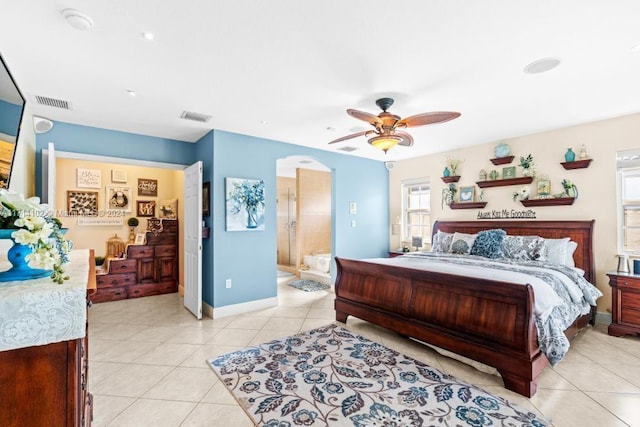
[470,229,507,259]
[501,235,547,261]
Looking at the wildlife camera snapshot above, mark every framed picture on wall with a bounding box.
[502,166,516,179]
[225,177,265,231]
[67,191,99,216]
[537,180,551,196]
[111,169,127,183]
[203,182,210,217]
[136,200,156,217]
[137,178,158,197]
[458,186,475,203]
[77,168,101,188]
[106,186,132,212]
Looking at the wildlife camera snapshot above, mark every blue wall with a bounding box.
[35,121,194,196]
[209,130,389,308]
[35,122,390,310]
[0,99,22,136]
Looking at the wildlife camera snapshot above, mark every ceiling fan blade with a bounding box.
[347,109,383,126]
[328,130,372,144]
[397,111,461,128]
[395,131,414,147]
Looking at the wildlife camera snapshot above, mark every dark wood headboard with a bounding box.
[432,220,595,284]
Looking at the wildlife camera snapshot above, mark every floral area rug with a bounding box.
[287,279,330,292]
[207,324,548,426]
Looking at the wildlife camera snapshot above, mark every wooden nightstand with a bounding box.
[607,272,640,337]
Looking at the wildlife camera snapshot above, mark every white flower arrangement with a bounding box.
[0,189,70,283]
[512,186,530,201]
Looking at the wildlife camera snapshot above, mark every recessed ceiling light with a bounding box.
[142,32,155,41]
[326,126,335,131]
[523,57,561,74]
[261,120,269,125]
[299,160,313,164]
[126,89,136,96]
[61,9,94,31]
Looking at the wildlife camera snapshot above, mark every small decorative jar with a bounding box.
[579,144,588,159]
[494,143,510,158]
[564,148,576,162]
[479,169,487,181]
[443,167,451,177]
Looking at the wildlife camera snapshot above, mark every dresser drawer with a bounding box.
[108,259,137,273]
[128,245,154,259]
[97,273,136,288]
[620,290,640,324]
[146,233,176,245]
[615,277,640,290]
[127,282,177,299]
[92,286,127,303]
[155,245,177,257]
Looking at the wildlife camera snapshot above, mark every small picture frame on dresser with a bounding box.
[134,233,146,245]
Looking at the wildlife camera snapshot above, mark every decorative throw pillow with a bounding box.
[431,231,454,253]
[449,232,477,255]
[543,237,571,265]
[470,229,507,259]
[501,235,547,261]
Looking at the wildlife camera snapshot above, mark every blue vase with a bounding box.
[0,231,52,282]
[564,148,575,162]
[246,206,258,229]
[443,167,451,177]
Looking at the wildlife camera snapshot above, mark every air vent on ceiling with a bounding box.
[34,95,72,110]
[337,146,358,152]
[180,111,212,123]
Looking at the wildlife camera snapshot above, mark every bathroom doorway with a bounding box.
[276,156,332,281]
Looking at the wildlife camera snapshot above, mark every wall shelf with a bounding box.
[476,176,533,188]
[441,175,460,183]
[449,202,488,209]
[520,197,575,207]
[490,156,515,165]
[561,159,592,170]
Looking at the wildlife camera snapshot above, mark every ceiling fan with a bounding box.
[329,98,461,153]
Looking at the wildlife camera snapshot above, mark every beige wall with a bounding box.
[55,157,184,284]
[389,112,640,314]
[297,169,331,266]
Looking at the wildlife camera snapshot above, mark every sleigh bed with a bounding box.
[334,220,599,397]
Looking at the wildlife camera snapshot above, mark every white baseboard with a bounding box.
[207,297,279,319]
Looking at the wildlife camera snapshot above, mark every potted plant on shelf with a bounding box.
[127,217,139,243]
[519,154,536,178]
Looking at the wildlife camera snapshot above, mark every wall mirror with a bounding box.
[0,53,26,189]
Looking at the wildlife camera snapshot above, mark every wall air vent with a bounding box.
[337,146,358,152]
[34,95,72,110]
[180,111,212,123]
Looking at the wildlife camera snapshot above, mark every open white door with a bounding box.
[41,142,56,207]
[183,161,203,319]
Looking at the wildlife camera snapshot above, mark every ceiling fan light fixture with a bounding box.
[369,135,402,153]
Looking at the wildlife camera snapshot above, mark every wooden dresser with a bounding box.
[0,250,96,427]
[607,272,640,337]
[94,219,178,303]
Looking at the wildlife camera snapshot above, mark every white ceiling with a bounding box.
[1,1,640,162]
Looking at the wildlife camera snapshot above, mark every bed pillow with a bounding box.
[543,237,571,265]
[449,232,477,255]
[431,231,454,253]
[470,229,507,259]
[501,235,547,261]
[566,241,578,267]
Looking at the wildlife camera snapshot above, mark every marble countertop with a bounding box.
[0,249,90,352]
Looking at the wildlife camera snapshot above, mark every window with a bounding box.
[620,168,640,253]
[401,178,431,246]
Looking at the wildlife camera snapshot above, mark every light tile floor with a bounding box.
[89,277,640,427]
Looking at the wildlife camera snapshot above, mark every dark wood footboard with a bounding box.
[334,257,547,397]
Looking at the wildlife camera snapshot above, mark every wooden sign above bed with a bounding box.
[477,208,537,220]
